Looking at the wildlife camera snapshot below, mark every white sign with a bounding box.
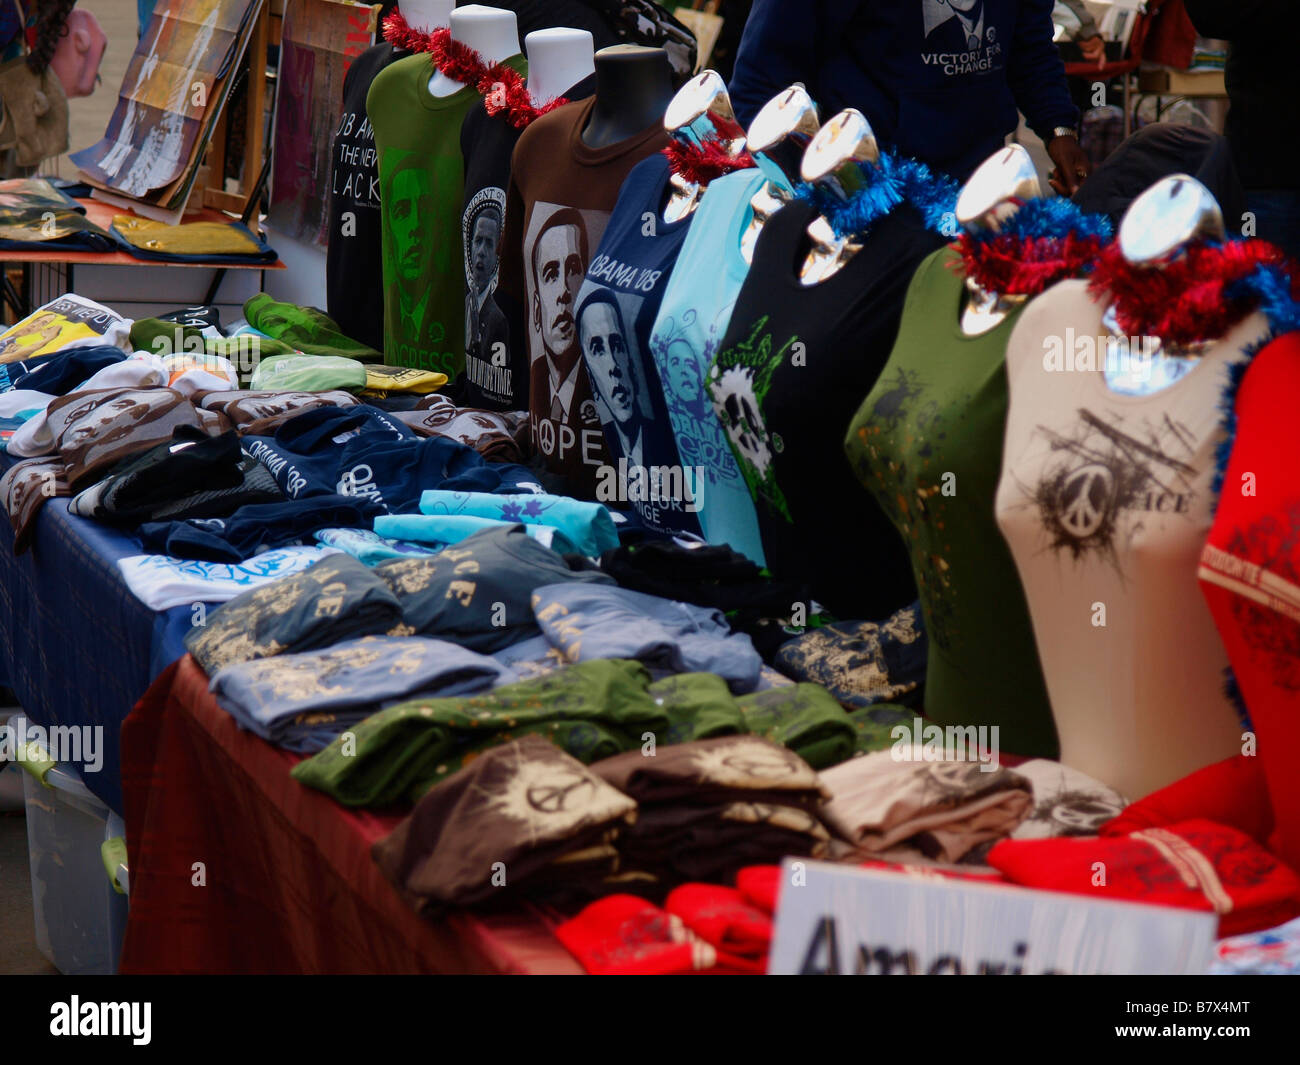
[768,859,1217,975]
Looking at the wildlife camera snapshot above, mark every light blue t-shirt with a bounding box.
[647,169,771,565]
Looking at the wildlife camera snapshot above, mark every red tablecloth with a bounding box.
[120,656,583,974]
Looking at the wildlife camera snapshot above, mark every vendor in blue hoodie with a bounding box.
[729,0,1091,191]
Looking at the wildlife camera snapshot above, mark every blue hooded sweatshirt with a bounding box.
[729,0,1078,181]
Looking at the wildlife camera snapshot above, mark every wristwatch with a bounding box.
[1051,126,1079,140]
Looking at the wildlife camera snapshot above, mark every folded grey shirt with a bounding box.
[530,582,763,693]
[210,634,514,752]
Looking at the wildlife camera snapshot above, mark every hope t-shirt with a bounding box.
[575,153,694,535]
[457,73,596,411]
[499,96,668,498]
[369,52,526,375]
[327,42,406,353]
[707,201,940,619]
[649,167,768,564]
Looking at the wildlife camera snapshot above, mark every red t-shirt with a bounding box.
[1198,330,1300,873]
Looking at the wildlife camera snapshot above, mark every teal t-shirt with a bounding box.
[367,53,526,376]
[647,168,770,564]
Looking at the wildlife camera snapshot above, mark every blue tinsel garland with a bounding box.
[960,195,1113,247]
[791,151,960,239]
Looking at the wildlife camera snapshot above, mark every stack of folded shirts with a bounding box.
[592,735,832,886]
[291,658,670,807]
[819,745,1033,863]
[395,395,528,463]
[1009,758,1129,840]
[185,554,405,674]
[371,734,637,912]
[209,635,513,752]
[69,425,282,525]
[988,820,1300,938]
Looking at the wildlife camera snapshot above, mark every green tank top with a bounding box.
[843,248,1058,758]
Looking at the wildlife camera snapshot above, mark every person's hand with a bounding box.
[1079,34,1105,65]
[1047,135,1091,196]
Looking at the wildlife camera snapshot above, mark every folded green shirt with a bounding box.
[735,683,856,770]
[292,658,666,807]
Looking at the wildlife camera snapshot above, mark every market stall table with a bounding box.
[120,655,584,975]
[0,491,192,815]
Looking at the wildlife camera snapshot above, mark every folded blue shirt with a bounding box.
[210,634,515,751]
[418,489,619,557]
[530,582,763,693]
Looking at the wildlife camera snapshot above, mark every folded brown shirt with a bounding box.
[373,734,637,911]
[591,735,830,810]
[820,745,1033,863]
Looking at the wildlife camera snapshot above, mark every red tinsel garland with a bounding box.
[380,14,567,128]
[1088,240,1290,347]
[954,232,1107,298]
[662,139,755,187]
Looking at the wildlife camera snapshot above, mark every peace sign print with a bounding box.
[1058,464,1116,542]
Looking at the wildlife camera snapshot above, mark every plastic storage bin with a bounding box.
[13,715,128,975]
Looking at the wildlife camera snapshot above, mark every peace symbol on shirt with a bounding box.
[1058,463,1116,541]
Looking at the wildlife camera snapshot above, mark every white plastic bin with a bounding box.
[11,715,129,975]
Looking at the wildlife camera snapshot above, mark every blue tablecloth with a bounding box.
[0,497,191,814]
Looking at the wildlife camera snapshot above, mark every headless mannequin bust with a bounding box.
[428,5,521,98]
[954,144,1042,336]
[743,84,820,264]
[525,28,595,105]
[661,70,748,222]
[1102,174,1226,396]
[799,108,878,285]
[581,45,676,150]
[398,0,452,34]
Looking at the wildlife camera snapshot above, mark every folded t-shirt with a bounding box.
[184,553,405,674]
[530,582,763,693]
[117,545,340,611]
[210,634,513,752]
[418,489,619,557]
[988,819,1300,938]
[373,524,614,653]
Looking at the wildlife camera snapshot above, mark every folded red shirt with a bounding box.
[665,884,772,961]
[988,819,1300,938]
[1100,755,1273,845]
[735,865,782,915]
[556,895,761,975]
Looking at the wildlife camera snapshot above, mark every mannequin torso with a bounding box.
[798,109,877,285]
[398,0,452,34]
[429,5,521,98]
[581,45,675,150]
[742,85,818,264]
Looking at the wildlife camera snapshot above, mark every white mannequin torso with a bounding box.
[429,5,522,98]
[525,28,595,105]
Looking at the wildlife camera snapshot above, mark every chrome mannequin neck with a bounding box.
[798,108,879,285]
[741,84,819,264]
[1103,174,1226,394]
[662,69,748,223]
[955,144,1043,335]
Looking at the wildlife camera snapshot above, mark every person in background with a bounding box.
[1184,0,1300,260]
[1054,0,1105,65]
[728,0,1092,191]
